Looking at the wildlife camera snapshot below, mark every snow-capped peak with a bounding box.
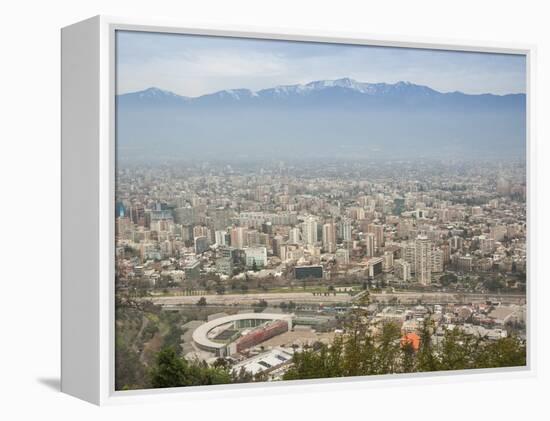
[214,89,258,100]
[303,78,367,92]
[266,78,422,96]
[125,79,440,104]
[138,87,179,98]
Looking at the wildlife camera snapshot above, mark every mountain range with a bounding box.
[116,78,526,161]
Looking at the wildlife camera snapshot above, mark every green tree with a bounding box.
[374,322,401,374]
[416,317,440,372]
[475,336,526,368]
[282,296,526,382]
[438,327,481,371]
[284,340,344,380]
[163,323,183,352]
[150,347,232,388]
[150,347,190,388]
[254,299,268,310]
[401,341,416,373]
[440,273,458,286]
[483,276,506,292]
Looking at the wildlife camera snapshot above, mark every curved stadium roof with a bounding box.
[192,313,293,352]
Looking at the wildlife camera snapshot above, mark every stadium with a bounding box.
[192,313,294,357]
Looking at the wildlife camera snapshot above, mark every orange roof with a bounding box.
[401,333,420,351]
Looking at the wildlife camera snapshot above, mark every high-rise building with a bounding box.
[349,207,365,220]
[367,257,384,277]
[449,235,463,251]
[246,229,261,247]
[365,233,376,257]
[431,248,444,273]
[440,243,451,265]
[230,227,247,249]
[261,221,273,235]
[335,248,350,265]
[193,225,209,239]
[160,240,173,258]
[181,225,194,243]
[214,230,228,246]
[271,235,284,257]
[341,218,352,242]
[129,205,146,227]
[414,235,432,285]
[289,227,301,244]
[383,251,394,272]
[455,255,473,272]
[279,244,289,262]
[322,222,336,253]
[302,217,318,245]
[194,236,209,255]
[216,246,235,275]
[368,223,384,250]
[395,259,411,282]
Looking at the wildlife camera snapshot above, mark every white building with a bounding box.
[365,233,376,257]
[341,218,352,242]
[395,259,411,282]
[322,222,336,253]
[215,230,228,246]
[302,217,318,245]
[245,247,268,268]
[383,251,394,272]
[415,235,432,285]
[289,227,301,244]
[335,248,350,266]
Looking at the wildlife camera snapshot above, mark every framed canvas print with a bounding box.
[61,16,533,405]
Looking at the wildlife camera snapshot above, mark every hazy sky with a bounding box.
[116,30,526,97]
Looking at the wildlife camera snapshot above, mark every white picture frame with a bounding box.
[61,15,536,406]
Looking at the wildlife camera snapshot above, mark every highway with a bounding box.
[148,290,526,307]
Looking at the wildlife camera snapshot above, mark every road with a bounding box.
[148,290,526,307]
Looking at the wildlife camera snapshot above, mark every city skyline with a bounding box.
[115,158,527,391]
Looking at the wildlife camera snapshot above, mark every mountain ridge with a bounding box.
[118,78,525,105]
[116,77,526,161]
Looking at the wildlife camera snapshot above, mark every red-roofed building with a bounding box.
[401,332,421,351]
